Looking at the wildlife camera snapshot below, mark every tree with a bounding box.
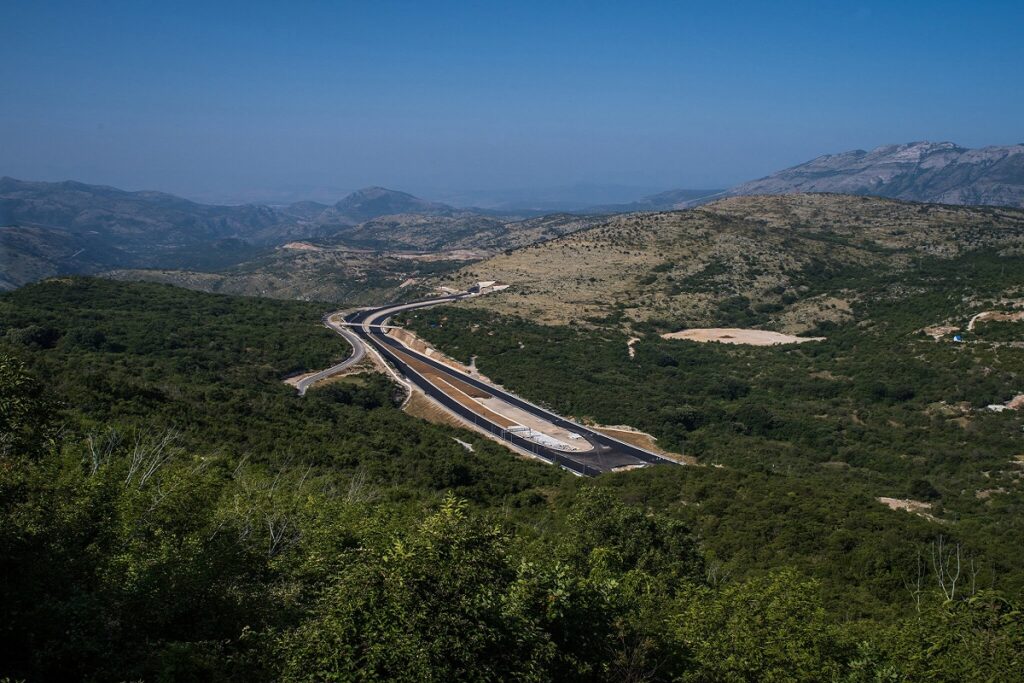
[277,495,556,682]
[880,592,1024,681]
[672,569,846,682]
[0,353,53,459]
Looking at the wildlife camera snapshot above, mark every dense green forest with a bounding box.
[2,278,1022,681]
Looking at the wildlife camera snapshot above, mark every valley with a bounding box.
[6,2,1024,678]
[5,192,1024,680]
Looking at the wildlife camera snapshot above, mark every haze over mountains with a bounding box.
[4,140,1024,291]
[0,178,602,290]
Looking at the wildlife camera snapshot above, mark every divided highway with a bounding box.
[320,293,680,476]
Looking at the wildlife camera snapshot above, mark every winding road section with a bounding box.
[313,292,679,476]
[293,316,366,396]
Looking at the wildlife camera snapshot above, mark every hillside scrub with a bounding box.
[404,248,1024,612]
[2,278,1024,680]
[437,194,1024,328]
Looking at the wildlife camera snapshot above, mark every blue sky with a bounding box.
[2,1,1022,203]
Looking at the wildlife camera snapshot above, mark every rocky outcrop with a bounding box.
[727,142,1024,208]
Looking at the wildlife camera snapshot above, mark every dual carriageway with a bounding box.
[305,291,679,476]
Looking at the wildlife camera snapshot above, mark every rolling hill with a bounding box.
[437,193,1024,328]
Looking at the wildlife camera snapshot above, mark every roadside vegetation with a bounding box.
[2,277,1022,680]
[404,248,1024,615]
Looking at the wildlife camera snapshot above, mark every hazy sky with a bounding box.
[2,0,1023,203]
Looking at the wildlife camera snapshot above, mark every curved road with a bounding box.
[294,315,366,396]
[315,293,679,476]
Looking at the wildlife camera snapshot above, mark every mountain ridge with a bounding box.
[723,141,1024,207]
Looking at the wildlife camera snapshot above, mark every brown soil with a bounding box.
[387,327,493,381]
[390,346,491,399]
[280,241,324,251]
[627,336,640,359]
[968,309,1024,331]
[921,324,960,340]
[877,496,945,523]
[388,346,519,428]
[403,389,465,428]
[394,249,487,262]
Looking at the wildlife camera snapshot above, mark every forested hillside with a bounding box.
[1,279,1022,681]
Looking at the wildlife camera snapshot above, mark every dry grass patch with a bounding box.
[661,328,825,346]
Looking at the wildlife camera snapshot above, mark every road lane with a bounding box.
[293,315,366,395]
[341,293,681,475]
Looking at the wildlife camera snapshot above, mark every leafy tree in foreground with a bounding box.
[277,494,557,682]
[672,569,847,682]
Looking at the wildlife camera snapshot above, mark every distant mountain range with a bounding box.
[583,188,727,213]
[4,141,1024,289]
[723,142,1024,207]
[0,177,290,288]
[0,179,599,289]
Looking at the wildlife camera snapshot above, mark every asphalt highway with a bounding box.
[333,293,680,476]
[293,316,366,396]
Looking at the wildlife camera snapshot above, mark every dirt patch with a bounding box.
[404,389,465,429]
[877,496,945,523]
[627,336,640,359]
[280,241,324,251]
[921,324,960,340]
[452,438,475,452]
[821,461,850,469]
[661,328,825,346]
[394,249,487,262]
[968,309,1024,331]
[878,496,933,513]
[591,425,697,465]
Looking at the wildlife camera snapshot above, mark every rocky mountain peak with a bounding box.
[726,141,1024,207]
